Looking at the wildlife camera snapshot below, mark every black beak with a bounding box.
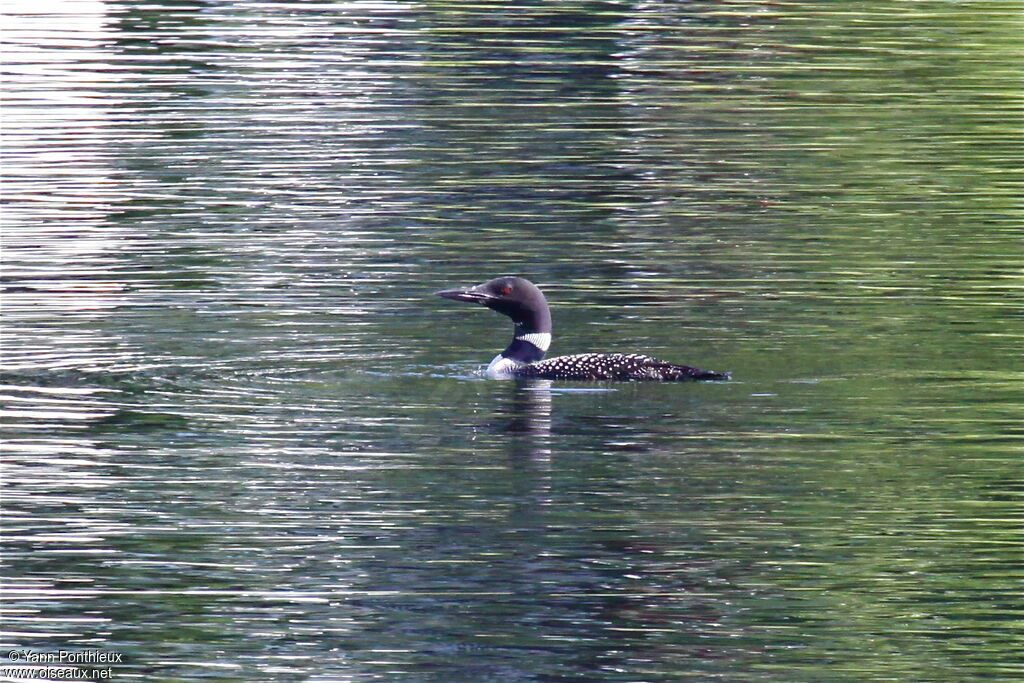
[435,285,494,305]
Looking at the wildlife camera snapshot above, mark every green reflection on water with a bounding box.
[2,0,1021,680]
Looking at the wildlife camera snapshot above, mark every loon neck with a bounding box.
[495,302,552,364]
[488,330,550,378]
[501,331,550,364]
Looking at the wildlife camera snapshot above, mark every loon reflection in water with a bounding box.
[436,276,730,382]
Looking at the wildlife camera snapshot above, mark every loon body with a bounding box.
[436,276,729,382]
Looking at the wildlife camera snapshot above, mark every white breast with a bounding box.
[486,354,523,379]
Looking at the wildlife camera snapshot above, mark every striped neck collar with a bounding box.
[515,332,550,352]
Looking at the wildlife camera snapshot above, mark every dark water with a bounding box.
[3,1,1021,680]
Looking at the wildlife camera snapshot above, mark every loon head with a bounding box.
[437,276,553,373]
[436,276,552,335]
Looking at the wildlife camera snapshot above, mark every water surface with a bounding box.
[3,1,1021,680]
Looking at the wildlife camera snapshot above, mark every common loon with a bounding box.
[436,276,730,382]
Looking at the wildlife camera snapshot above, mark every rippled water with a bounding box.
[3,1,1022,680]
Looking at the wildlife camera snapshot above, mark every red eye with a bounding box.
[501,286,513,294]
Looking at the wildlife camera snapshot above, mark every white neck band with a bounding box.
[516,332,551,352]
